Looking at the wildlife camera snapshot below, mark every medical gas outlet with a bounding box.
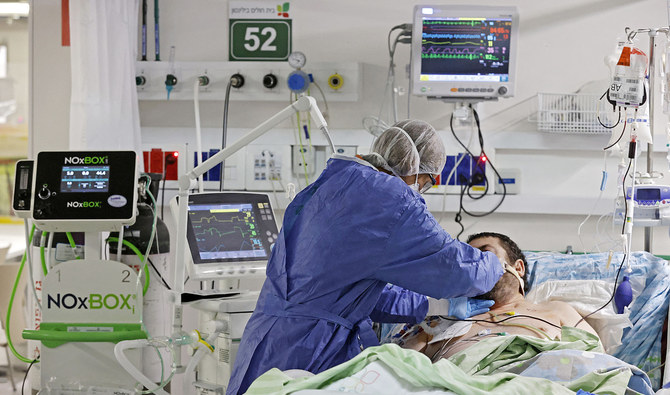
[288,70,310,94]
[197,75,210,86]
[263,73,278,89]
[231,73,245,88]
[135,61,361,101]
[328,73,344,90]
[165,73,178,99]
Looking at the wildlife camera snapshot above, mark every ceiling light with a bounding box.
[0,3,30,18]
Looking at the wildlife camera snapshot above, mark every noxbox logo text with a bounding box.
[47,293,135,311]
[63,156,109,165]
[67,201,102,208]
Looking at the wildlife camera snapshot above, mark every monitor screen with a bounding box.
[188,202,267,262]
[60,165,110,193]
[185,192,280,280]
[636,188,661,201]
[411,5,519,101]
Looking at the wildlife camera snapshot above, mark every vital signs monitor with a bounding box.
[411,5,519,101]
[184,192,279,280]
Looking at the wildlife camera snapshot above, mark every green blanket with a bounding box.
[245,327,633,395]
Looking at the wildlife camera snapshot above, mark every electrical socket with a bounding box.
[292,145,316,176]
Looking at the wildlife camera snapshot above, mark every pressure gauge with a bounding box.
[288,51,306,69]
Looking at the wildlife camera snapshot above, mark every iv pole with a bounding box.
[630,26,670,390]
[626,27,670,252]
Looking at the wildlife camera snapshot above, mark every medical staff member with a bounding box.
[227,120,503,394]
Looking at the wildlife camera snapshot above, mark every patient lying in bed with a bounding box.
[387,232,599,361]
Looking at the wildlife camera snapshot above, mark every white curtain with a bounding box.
[69,0,142,157]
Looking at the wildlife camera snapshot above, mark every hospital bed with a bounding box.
[243,251,670,394]
[524,251,670,390]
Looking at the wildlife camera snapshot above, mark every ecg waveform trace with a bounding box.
[420,18,511,76]
[189,204,265,260]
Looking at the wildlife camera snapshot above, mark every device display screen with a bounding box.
[19,168,30,189]
[636,188,661,201]
[420,16,512,81]
[60,165,110,193]
[188,202,267,262]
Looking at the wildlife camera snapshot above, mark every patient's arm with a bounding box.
[551,301,599,337]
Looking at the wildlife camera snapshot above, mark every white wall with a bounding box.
[31,0,670,254]
[0,18,29,126]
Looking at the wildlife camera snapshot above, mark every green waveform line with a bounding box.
[421,53,503,61]
[424,20,483,26]
[196,225,257,239]
[422,40,483,45]
[191,212,251,224]
[422,53,481,60]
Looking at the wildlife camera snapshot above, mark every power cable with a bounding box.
[448,108,507,239]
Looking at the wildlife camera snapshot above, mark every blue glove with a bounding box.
[447,297,495,320]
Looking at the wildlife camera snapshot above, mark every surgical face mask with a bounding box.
[408,174,420,193]
[502,260,525,296]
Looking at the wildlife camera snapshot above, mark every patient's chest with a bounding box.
[425,302,564,360]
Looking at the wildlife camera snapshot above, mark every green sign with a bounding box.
[229,19,292,61]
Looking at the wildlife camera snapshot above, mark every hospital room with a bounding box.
[4,0,670,394]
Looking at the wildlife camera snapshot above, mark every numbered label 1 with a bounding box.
[229,19,291,61]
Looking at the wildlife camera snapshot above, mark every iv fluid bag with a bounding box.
[609,45,648,108]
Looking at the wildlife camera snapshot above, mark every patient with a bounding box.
[389,232,599,361]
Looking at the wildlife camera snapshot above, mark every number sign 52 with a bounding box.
[229,20,292,61]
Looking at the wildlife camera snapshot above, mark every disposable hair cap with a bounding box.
[366,119,446,177]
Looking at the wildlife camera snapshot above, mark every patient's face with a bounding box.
[469,236,522,303]
[468,236,509,263]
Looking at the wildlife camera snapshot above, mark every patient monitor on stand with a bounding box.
[176,191,280,393]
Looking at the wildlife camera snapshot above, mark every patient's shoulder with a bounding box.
[545,300,578,311]
[541,300,582,319]
[543,300,600,337]
[521,299,573,314]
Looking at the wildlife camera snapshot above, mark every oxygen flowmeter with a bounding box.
[31,151,138,232]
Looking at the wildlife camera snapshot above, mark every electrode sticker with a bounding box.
[108,195,128,208]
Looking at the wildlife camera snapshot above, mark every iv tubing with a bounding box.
[577,152,608,254]
[5,224,37,363]
[623,139,638,271]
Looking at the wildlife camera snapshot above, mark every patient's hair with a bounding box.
[466,232,529,294]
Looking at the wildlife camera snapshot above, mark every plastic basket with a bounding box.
[536,93,611,134]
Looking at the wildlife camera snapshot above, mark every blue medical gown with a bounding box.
[227,158,502,395]
[371,284,428,323]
